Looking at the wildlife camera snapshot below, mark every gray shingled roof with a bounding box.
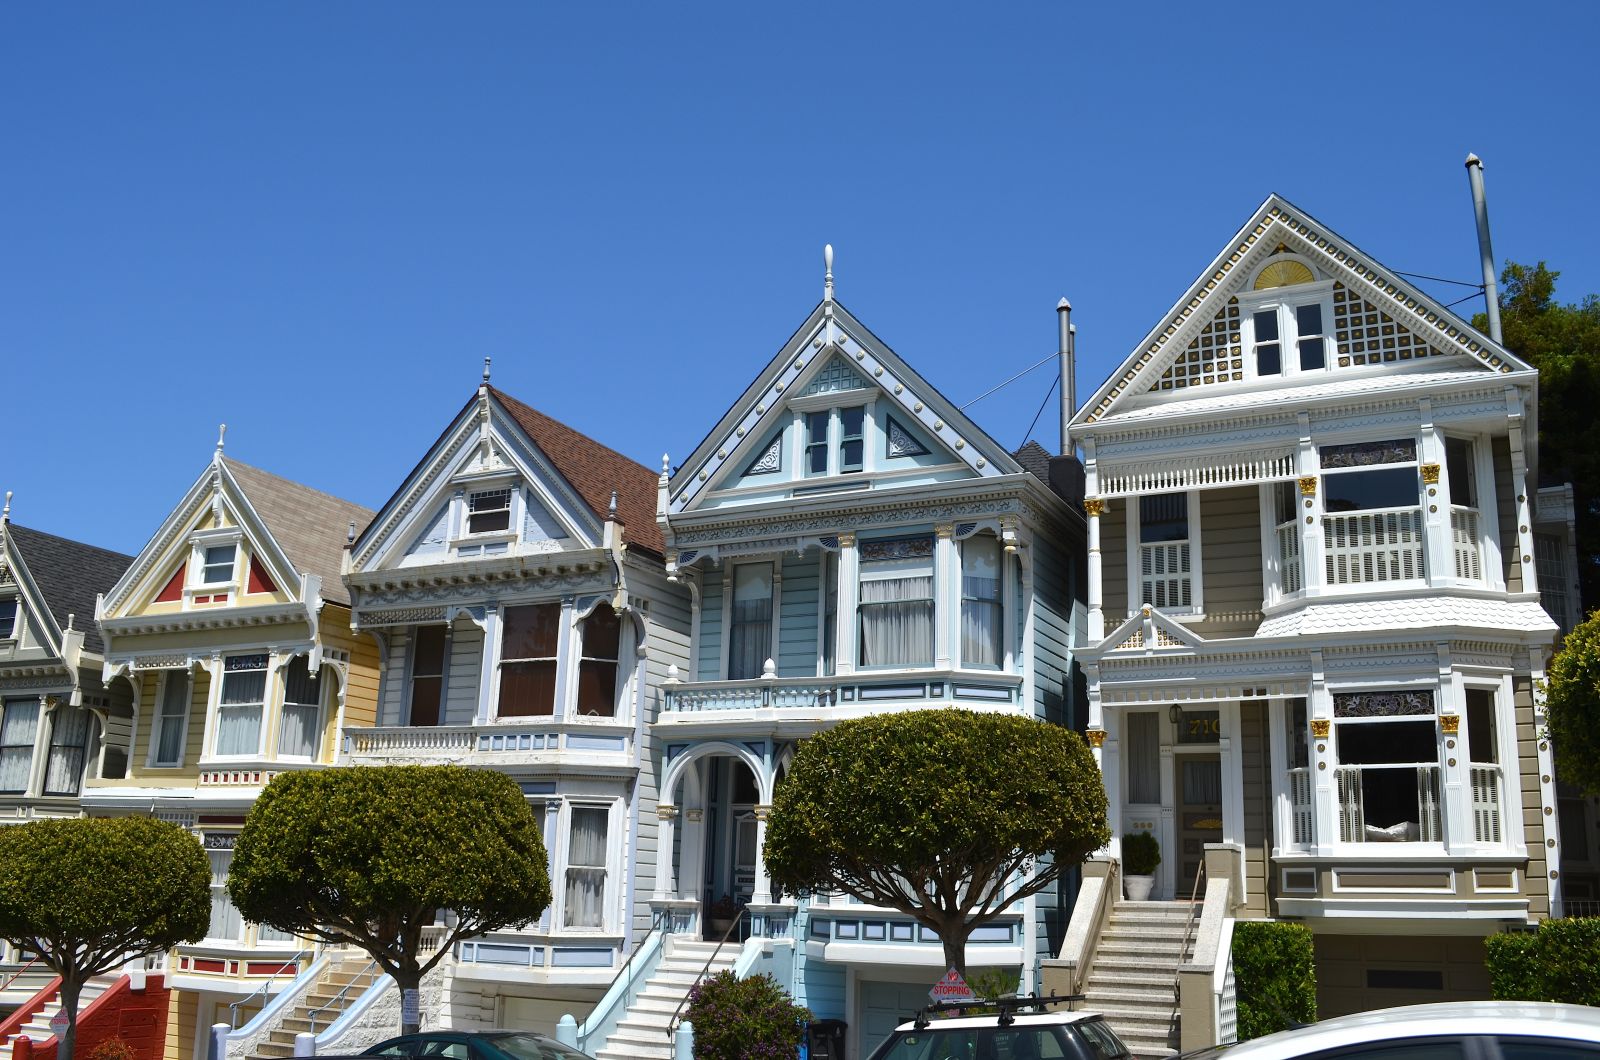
[223,460,374,607]
[4,524,133,655]
[1012,441,1054,483]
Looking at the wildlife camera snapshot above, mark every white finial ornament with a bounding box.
[824,244,834,302]
[2,491,10,524]
[608,490,618,519]
[483,357,492,384]
[661,454,671,475]
[216,424,227,455]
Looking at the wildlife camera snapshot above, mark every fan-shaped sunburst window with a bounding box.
[1254,260,1316,290]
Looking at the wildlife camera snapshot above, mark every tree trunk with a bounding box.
[392,967,423,1036]
[57,974,83,1060]
[939,923,974,983]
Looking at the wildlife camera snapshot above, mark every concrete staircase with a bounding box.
[1081,900,1195,1058]
[592,939,739,1060]
[245,960,383,1060]
[1,974,122,1053]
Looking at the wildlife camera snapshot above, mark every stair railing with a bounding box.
[229,950,310,1029]
[1171,856,1207,1041]
[0,957,42,996]
[666,909,745,1039]
[307,960,379,1034]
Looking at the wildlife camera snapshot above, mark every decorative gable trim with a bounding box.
[1099,604,1204,653]
[885,416,931,459]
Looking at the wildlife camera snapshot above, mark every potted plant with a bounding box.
[1121,831,1161,900]
[706,893,738,935]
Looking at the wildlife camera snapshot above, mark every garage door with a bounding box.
[859,979,933,1058]
[500,996,593,1036]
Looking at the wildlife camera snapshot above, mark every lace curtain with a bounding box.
[43,705,95,796]
[728,565,774,680]
[216,657,266,756]
[278,657,322,759]
[859,576,934,667]
[960,537,1002,668]
[154,673,188,764]
[564,807,608,929]
[0,701,39,793]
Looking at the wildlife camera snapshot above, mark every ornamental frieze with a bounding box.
[670,497,1033,546]
[356,570,613,608]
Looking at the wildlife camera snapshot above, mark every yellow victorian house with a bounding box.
[85,438,378,1060]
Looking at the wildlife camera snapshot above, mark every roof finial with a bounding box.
[661,453,671,475]
[347,521,357,545]
[66,613,75,632]
[823,244,834,302]
[608,490,618,519]
[216,423,227,456]
[483,357,492,384]
[2,491,10,525]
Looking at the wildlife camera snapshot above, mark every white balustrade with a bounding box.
[1470,764,1502,844]
[1323,507,1425,585]
[1276,520,1303,594]
[1451,506,1483,581]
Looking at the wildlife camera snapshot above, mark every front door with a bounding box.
[1176,754,1222,898]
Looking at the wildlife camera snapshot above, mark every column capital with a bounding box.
[837,532,857,548]
[935,523,956,539]
[1083,498,1104,517]
[753,804,773,822]
[656,803,677,821]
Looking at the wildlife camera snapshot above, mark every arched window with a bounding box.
[577,604,622,717]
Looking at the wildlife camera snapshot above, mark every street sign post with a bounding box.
[928,967,975,1005]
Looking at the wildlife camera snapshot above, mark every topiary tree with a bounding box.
[228,765,551,1034]
[765,709,1109,978]
[0,816,211,1060]
[682,971,808,1060]
[1543,609,1600,795]
[1232,922,1316,1040]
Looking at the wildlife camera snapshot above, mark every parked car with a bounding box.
[361,1031,592,1060]
[864,995,1132,1060]
[1182,1001,1600,1059]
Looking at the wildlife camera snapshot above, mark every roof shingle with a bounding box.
[4,524,133,655]
[222,460,375,606]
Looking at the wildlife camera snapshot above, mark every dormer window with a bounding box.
[1242,256,1333,379]
[0,600,15,640]
[803,405,868,477]
[202,545,237,585]
[468,489,512,534]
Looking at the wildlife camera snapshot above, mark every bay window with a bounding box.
[564,806,609,930]
[1465,688,1503,844]
[151,672,189,766]
[1320,440,1424,585]
[498,604,560,717]
[1333,691,1441,844]
[408,625,447,726]
[0,699,38,793]
[216,654,268,756]
[728,564,775,681]
[43,705,97,796]
[278,657,323,759]
[576,604,622,717]
[858,537,934,668]
[960,535,1002,669]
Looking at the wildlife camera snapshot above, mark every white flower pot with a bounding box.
[1124,874,1155,901]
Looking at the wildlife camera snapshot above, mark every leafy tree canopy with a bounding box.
[1543,607,1600,795]
[229,765,551,1030]
[0,816,210,1060]
[764,709,1109,976]
[1476,262,1600,605]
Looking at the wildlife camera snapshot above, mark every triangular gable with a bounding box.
[350,389,606,574]
[1076,194,1534,426]
[1,523,131,656]
[669,299,1022,514]
[1099,605,1204,653]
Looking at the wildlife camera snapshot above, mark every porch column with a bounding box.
[654,804,677,900]
[1158,738,1176,900]
[27,695,51,796]
[681,809,704,902]
[1308,656,1337,856]
[1438,647,1471,851]
[834,534,859,676]
[935,524,956,670]
[543,797,563,933]
[1296,414,1323,593]
[1419,418,1452,588]
[751,804,773,905]
[475,604,500,725]
[1085,500,1104,642]
[1219,702,1244,853]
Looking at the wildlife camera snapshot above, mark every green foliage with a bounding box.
[764,709,1109,973]
[961,967,1022,1013]
[1544,609,1600,795]
[1484,918,1600,1005]
[1120,832,1160,876]
[683,971,808,1060]
[229,765,551,985]
[1475,262,1600,605]
[1231,922,1316,1041]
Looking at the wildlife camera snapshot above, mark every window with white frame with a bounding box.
[576,604,623,717]
[467,488,513,535]
[803,406,868,477]
[151,672,190,766]
[207,848,244,942]
[0,599,16,640]
[201,544,237,585]
[42,705,97,796]
[564,805,609,929]
[1332,691,1441,844]
[1242,268,1333,379]
[498,604,560,717]
[1320,440,1424,585]
[960,535,1003,669]
[0,699,39,794]
[1465,687,1504,845]
[1137,493,1193,610]
[728,563,775,681]
[408,625,447,726]
[1126,711,1160,804]
[1445,437,1483,582]
[215,654,268,756]
[858,536,934,668]
[278,657,323,759]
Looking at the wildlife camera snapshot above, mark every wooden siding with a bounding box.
[1239,700,1270,918]
[776,553,820,677]
[443,623,483,725]
[696,565,724,680]
[1493,437,1522,593]
[319,605,382,740]
[1515,674,1550,917]
[1197,486,1263,638]
[631,561,692,941]
[377,627,411,725]
[1031,535,1073,728]
[1101,499,1128,626]
[163,987,198,1060]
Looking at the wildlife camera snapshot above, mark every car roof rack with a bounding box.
[912,993,1087,1029]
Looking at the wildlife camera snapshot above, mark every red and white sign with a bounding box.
[929,967,975,1004]
[49,1013,68,1036]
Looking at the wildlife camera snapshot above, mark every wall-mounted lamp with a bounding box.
[1169,703,1183,726]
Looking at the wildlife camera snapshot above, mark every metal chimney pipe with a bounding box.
[1465,153,1503,343]
[1057,299,1075,455]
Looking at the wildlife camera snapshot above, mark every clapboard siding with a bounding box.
[1198,486,1263,636]
[696,565,724,680]
[777,553,821,677]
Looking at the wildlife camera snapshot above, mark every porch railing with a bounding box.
[1276,520,1303,595]
[345,725,478,755]
[1323,506,1425,585]
[1286,767,1313,846]
[1470,764,1503,844]
[1451,506,1483,581]
[1336,764,1441,843]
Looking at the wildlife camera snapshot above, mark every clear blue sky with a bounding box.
[6,3,1598,556]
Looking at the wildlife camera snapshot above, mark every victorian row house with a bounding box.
[1063,195,1564,1035]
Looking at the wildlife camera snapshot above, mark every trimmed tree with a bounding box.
[0,816,211,1060]
[765,709,1109,978]
[228,765,551,1034]
[1543,608,1600,795]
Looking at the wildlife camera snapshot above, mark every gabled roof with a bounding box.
[668,298,1022,514]
[489,387,663,556]
[3,524,132,655]
[223,460,375,605]
[1073,193,1535,431]
[1012,441,1055,482]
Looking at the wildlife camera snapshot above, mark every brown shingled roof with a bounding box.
[223,459,375,606]
[488,386,663,557]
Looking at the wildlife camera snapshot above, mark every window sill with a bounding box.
[451,531,518,547]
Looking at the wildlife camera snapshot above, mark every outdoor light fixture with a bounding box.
[1169,703,1183,725]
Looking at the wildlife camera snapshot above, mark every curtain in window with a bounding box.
[960,537,1002,668]
[1126,713,1160,804]
[728,565,774,681]
[209,850,243,941]
[0,701,39,793]
[44,706,94,796]
[859,575,934,667]
[217,657,267,756]
[155,674,188,764]
[564,807,608,929]
[279,658,322,758]
[499,605,559,717]
[577,606,622,717]
[1181,759,1222,805]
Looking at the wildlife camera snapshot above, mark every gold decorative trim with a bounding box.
[1084,729,1106,748]
[1439,713,1460,734]
[1084,498,1105,517]
[1421,463,1441,484]
[1310,718,1331,739]
[656,803,677,820]
[1298,476,1318,496]
[935,523,956,538]
[837,532,857,548]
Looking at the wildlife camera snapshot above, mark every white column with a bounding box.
[835,534,859,676]
[27,695,52,796]
[1296,414,1323,592]
[553,597,576,717]
[1437,646,1471,851]
[681,808,704,902]
[543,797,563,932]
[654,804,677,900]
[1308,654,1337,855]
[1086,500,1104,642]
[1419,416,1452,587]
[935,524,955,670]
[1158,740,1176,900]
[1219,701,1245,850]
[751,805,772,905]
[475,604,499,724]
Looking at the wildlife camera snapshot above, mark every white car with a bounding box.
[863,995,1132,1060]
[1184,1001,1600,1059]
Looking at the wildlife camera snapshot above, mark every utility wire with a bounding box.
[960,353,1058,410]
[1020,376,1059,451]
[1444,290,1487,310]
[1392,269,1485,290]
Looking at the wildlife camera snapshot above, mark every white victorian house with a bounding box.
[1064,195,1561,1028]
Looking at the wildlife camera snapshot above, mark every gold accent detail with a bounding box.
[685,809,703,823]
[753,804,772,822]
[656,804,677,821]
[1439,714,1460,734]
[1310,719,1331,738]
[1085,729,1106,748]
[1429,505,1438,513]
[1254,259,1316,290]
[1317,762,1326,771]
[1420,463,1441,484]
[837,533,857,548]
[1084,499,1105,517]
[935,523,956,539]
[1298,476,1318,496]
[1448,758,1456,767]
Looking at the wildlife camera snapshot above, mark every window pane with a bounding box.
[961,537,1002,668]
[729,564,774,681]
[468,489,512,534]
[203,545,236,583]
[1139,494,1189,542]
[1298,337,1325,371]
[1127,712,1159,803]
[502,604,559,660]
[1338,720,1436,765]
[806,412,829,475]
[839,407,865,472]
[1445,438,1477,506]
[282,658,321,706]
[1288,699,1309,770]
[410,677,442,727]
[221,656,268,704]
[858,576,934,667]
[1465,689,1497,763]
[565,807,608,928]
[1254,310,1281,375]
[498,661,556,716]
[155,675,188,765]
[577,663,618,717]
[413,626,447,675]
[1295,303,1322,336]
[581,606,620,661]
[1255,310,1279,341]
[1322,467,1418,512]
[0,601,15,638]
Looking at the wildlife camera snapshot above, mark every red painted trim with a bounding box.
[0,975,62,1041]
[245,962,298,976]
[154,565,186,603]
[246,558,278,595]
[190,958,226,973]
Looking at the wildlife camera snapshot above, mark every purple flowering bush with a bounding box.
[684,971,810,1059]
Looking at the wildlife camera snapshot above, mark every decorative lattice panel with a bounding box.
[1332,283,1445,366]
[803,355,869,396]
[1155,299,1241,391]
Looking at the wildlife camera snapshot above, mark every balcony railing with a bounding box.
[1451,506,1483,581]
[343,721,632,761]
[1276,520,1303,595]
[662,670,1022,714]
[1140,541,1192,609]
[1323,506,1425,586]
[1470,764,1502,844]
[1335,764,1441,843]
[1287,767,1313,846]
[345,725,478,755]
